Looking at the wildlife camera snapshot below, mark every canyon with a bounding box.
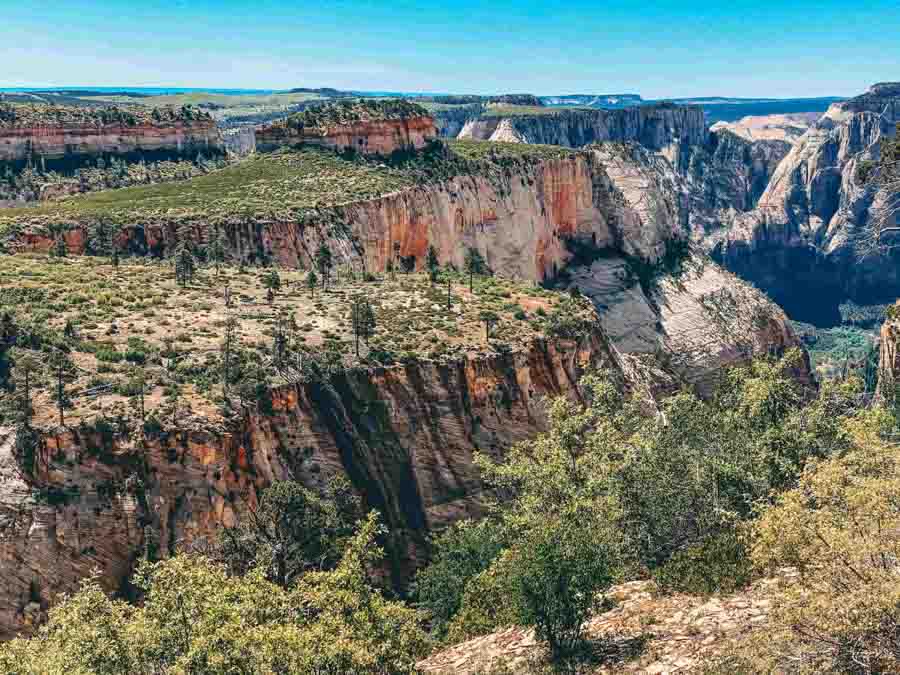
[0,101,811,638]
[0,329,621,637]
[707,83,900,324]
[435,84,900,326]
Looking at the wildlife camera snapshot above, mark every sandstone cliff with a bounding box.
[710,113,819,144]
[256,116,436,156]
[451,104,792,240]
[0,103,226,205]
[0,103,223,172]
[0,136,811,639]
[3,141,804,385]
[456,104,708,170]
[877,304,900,403]
[0,330,620,638]
[255,99,437,156]
[704,83,900,324]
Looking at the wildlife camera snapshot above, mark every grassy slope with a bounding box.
[0,141,575,231]
[0,255,591,428]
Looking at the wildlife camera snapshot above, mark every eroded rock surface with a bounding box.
[418,574,794,674]
[710,113,820,144]
[705,84,900,324]
[255,115,436,156]
[0,333,624,638]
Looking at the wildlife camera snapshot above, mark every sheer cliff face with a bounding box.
[0,142,812,640]
[706,84,900,324]
[687,129,792,217]
[255,116,437,156]
[254,145,683,280]
[0,120,223,167]
[453,106,793,237]
[457,105,708,166]
[0,332,620,638]
[17,145,683,283]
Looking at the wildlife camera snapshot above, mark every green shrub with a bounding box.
[415,519,506,640]
[652,530,752,595]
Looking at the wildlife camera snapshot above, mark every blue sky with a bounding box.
[4,0,899,98]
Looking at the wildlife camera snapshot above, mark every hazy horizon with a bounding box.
[4,0,898,99]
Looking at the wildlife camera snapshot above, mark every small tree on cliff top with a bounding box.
[464,247,487,293]
[314,244,333,291]
[426,245,440,285]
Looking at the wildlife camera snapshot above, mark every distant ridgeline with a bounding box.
[0,103,225,203]
[255,99,437,156]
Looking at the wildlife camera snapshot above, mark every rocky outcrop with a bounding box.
[682,129,795,239]
[0,105,223,173]
[0,331,620,638]
[710,113,820,144]
[418,573,794,674]
[877,304,900,402]
[431,104,485,138]
[704,84,900,324]
[0,120,221,168]
[0,104,225,205]
[8,145,682,283]
[255,115,436,156]
[570,259,809,395]
[6,142,805,383]
[452,105,791,240]
[457,104,708,170]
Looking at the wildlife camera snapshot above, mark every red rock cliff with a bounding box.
[0,120,222,164]
[255,115,437,156]
[0,331,620,638]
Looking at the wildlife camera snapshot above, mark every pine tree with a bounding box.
[221,316,239,400]
[207,225,228,277]
[350,297,377,357]
[128,365,148,430]
[49,350,76,428]
[173,225,197,288]
[306,270,318,298]
[479,310,499,341]
[426,245,440,285]
[465,248,487,293]
[314,244,333,291]
[10,349,41,428]
[262,268,282,302]
[53,234,68,258]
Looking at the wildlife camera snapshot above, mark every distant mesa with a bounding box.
[0,102,224,169]
[285,86,352,97]
[255,99,437,156]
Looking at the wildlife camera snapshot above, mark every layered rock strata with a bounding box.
[705,84,900,324]
[0,138,811,639]
[457,104,708,169]
[0,330,620,638]
[0,105,223,173]
[255,116,437,156]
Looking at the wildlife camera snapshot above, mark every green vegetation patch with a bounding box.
[445,138,572,162]
[272,99,429,133]
[0,141,579,235]
[0,254,592,431]
[0,102,211,128]
[0,147,418,226]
